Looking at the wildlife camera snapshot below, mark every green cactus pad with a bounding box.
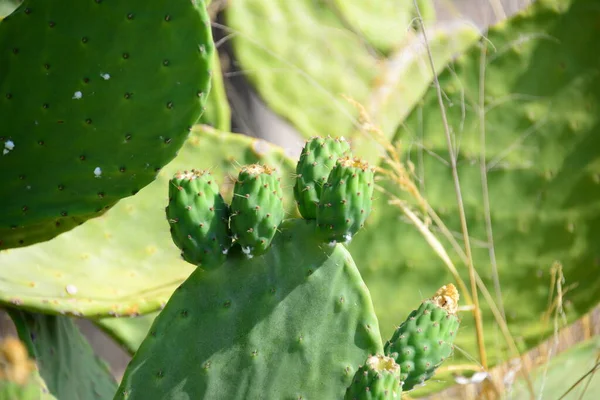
[115,219,382,400]
[348,0,600,394]
[294,136,352,219]
[317,157,375,243]
[226,0,478,148]
[166,169,231,269]
[344,354,402,400]
[8,309,116,400]
[230,164,285,256]
[0,0,214,250]
[0,336,57,400]
[384,285,460,391]
[330,0,435,53]
[199,49,231,132]
[0,127,296,317]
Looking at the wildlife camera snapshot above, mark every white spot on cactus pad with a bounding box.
[327,240,337,247]
[2,149,8,155]
[4,140,15,150]
[72,91,83,99]
[65,284,78,295]
[94,167,102,177]
[100,73,111,80]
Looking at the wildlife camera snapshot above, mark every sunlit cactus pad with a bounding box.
[0,0,213,249]
[0,127,296,317]
[350,0,600,394]
[116,219,382,400]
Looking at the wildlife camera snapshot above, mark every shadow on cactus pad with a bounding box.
[0,0,213,249]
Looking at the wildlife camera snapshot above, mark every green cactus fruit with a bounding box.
[294,136,351,219]
[384,284,460,391]
[166,169,231,269]
[0,0,213,250]
[317,157,375,243]
[230,164,284,257]
[344,354,402,400]
[0,336,55,400]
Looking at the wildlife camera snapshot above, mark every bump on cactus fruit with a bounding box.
[317,157,375,243]
[230,164,284,256]
[166,169,231,269]
[0,0,213,250]
[384,284,460,391]
[0,336,56,400]
[294,136,351,219]
[344,354,402,400]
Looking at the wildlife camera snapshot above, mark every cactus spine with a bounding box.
[166,170,231,269]
[345,354,402,400]
[294,136,351,219]
[230,164,284,256]
[384,284,460,391]
[317,157,374,243]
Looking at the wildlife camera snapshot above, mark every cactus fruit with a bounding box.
[384,284,460,391]
[317,157,375,243]
[344,354,402,400]
[294,136,351,219]
[0,0,214,249]
[166,169,231,269]
[230,164,284,257]
[0,337,55,400]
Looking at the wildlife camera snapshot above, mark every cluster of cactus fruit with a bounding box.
[154,136,460,399]
[166,136,375,268]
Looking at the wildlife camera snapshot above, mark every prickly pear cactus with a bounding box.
[226,0,478,146]
[317,157,375,243]
[0,0,214,249]
[115,220,382,400]
[0,127,295,317]
[294,136,351,219]
[384,285,460,391]
[166,170,231,269]
[0,336,56,400]
[230,164,284,257]
[349,0,600,394]
[344,354,402,400]
[8,309,116,400]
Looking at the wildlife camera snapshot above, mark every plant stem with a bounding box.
[413,0,487,370]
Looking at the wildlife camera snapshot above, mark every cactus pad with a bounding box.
[344,354,402,400]
[8,309,116,400]
[0,127,296,317]
[347,0,600,394]
[230,164,285,256]
[0,0,213,249]
[384,285,460,391]
[166,169,231,269]
[116,219,382,400]
[226,0,478,147]
[317,157,375,243]
[294,136,351,219]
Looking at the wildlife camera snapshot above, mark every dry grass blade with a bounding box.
[412,0,487,370]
